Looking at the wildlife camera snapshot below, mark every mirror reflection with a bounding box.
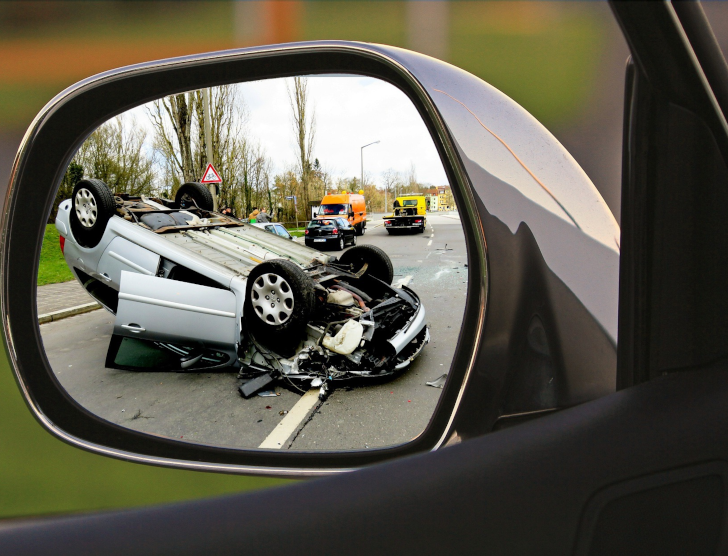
[38,75,467,451]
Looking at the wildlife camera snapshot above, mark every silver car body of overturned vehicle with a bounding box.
[54,191,428,395]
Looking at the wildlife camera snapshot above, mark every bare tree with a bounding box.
[76,116,155,195]
[288,77,315,220]
[148,93,197,185]
[233,140,271,218]
[405,162,418,193]
[149,85,247,201]
[382,168,404,212]
[51,116,155,220]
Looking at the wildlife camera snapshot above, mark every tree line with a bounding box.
[51,78,434,223]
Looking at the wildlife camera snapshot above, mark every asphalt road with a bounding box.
[40,211,468,452]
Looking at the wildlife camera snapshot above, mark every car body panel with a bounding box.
[97,237,160,286]
[114,271,239,351]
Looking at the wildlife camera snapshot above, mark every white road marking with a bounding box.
[394,275,413,288]
[427,239,432,246]
[258,389,320,449]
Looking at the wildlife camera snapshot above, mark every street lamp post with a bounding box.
[360,140,380,191]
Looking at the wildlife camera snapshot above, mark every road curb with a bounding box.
[38,302,101,324]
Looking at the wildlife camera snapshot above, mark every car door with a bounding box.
[113,271,238,357]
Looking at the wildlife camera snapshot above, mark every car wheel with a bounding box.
[69,179,116,248]
[338,244,394,285]
[244,259,315,353]
[338,237,345,250]
[351,234,357,246]
[175,182,214,211]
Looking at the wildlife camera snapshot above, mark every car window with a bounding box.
[318,203,349,215]
[274,225,290,237]
[308,220,336,229]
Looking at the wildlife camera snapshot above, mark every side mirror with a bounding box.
[4,41,618,476]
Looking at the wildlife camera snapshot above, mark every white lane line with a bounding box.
[427,239,432,246]
[394,275,413,288]
[258,389,320,449]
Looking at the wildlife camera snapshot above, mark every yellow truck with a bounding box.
[384,194,427,234]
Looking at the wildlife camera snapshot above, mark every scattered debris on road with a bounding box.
[426,374,448,388]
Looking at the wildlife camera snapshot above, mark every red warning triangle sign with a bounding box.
[200,163,222,184]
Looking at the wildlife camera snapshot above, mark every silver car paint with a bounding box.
[115,271,239,351]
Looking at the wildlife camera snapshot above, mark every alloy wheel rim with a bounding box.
[251,273,294,325]
[74,188,98,228]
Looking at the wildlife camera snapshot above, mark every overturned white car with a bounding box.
[55,179,429,398]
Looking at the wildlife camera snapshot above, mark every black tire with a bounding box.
[418,224,426,233]
[175,182,214,211]
[69,179,116,248]
[386,229,393,235]
[244,259,315,353]
[350,234,357,246]
[338,236,345,250]
[338,244,394,285]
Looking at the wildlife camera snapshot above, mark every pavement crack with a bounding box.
[131,409,153,420]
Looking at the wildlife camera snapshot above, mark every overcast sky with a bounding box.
[128,75,449,188]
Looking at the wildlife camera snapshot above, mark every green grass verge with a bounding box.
[38,224,75,286]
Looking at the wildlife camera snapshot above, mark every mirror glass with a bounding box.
[38,74,468,451]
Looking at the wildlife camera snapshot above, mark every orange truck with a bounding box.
[316,191,367,235]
